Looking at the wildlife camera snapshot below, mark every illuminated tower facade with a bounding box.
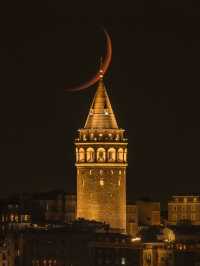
[75,77,127,231]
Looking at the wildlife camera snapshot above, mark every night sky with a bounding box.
[1,1,200,203]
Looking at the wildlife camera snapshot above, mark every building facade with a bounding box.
[126,204,138,237]
[136,200,161,226]
[75,78,127,231]
[143,243,174,266]
[64,194,76,223]
[168,195,200,225]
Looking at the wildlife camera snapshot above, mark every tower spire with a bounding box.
[84,78,118,129]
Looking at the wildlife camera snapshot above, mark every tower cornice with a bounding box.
[75,163,128,167]
[75,142,128,146]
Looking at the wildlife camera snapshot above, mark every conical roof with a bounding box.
[84,79,118,129]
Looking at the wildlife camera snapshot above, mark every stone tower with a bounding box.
[75,76,127,231]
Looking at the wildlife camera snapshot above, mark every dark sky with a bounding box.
[1,1,200,202]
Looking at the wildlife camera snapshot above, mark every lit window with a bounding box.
[79,148,85,162]
[104,109,109,115]
[184,197,187,203]
[121,257,126,265]
[15,215,19,222]
[100,178,104,186]
[117,148,124,162]
[108,148,116,162]
[86,147,95,162]
[124,148,127,162]
[116,134,120,140]
[97,148,106,162]
[10,214,14,222]
[24,215,29,222]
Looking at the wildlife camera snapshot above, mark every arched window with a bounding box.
[124,148,127,162]
[117,148,124,162]
[97,148,106,162]
[79,148,85,162]
[86,147,95,162]
[108,148,116,162]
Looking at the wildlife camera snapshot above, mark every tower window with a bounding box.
[108,148,116,162]
[116,134,120,141]
[104,109,109,115]
[79,148,85,162]
[97,148,106,162]
[86,147,95,162]
[117,148,124,162]
[184,197,187,203]
[100,178,104,186]
[124,148,127,162]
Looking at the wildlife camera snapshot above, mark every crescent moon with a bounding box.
[65,29,112,92]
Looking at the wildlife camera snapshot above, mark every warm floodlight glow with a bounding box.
[131,237,141,242]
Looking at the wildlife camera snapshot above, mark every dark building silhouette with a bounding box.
[14,220,141,266]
